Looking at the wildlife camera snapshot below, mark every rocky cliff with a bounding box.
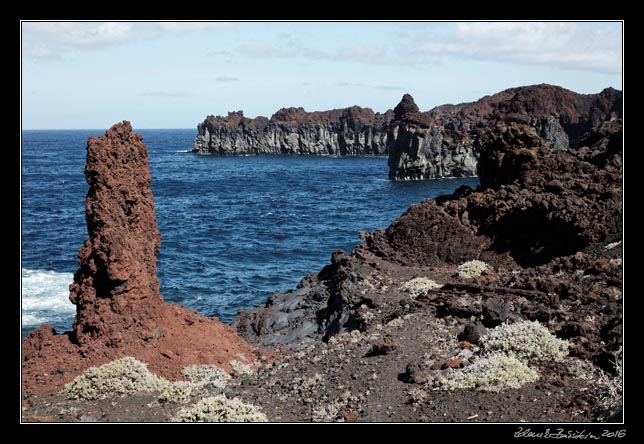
[193,105,393,156]
[22,122,258,396]
[388,84,622,180]
[192,84,621,181]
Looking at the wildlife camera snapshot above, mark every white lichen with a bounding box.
[406,386,429,404]
[62,357,170,401]
[311,390,353,422]
[400,277,443,299]
[159,381,192,404]
[437,352,539,392]
[181,365,230,388]
[172,395,268,422]
[229,359,256,376]
[480,320,569,363]
[431,320,572,394]
[457,260,491,279]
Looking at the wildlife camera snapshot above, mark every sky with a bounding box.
[21,21,623,130]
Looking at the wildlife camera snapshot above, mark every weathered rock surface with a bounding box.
[193,106,393,155]
[388,84,622,180]
[69,122,164,345]
[234,120,622,374]
[22,122,258,396]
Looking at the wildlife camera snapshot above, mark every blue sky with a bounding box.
[21,21,623,129]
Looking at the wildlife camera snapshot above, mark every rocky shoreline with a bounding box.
[192,84,621,182]
[22,95,622,422]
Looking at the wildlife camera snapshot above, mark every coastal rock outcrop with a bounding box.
[22,122,258,396]
[388,84,622,180]
[192,84,621,181]
[193,105,393,156]
[234,120,622,375]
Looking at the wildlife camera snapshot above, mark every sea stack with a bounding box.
[22,122,258,395]
[69,121,164,345]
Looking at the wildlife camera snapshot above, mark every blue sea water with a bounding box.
[21,128,478,337]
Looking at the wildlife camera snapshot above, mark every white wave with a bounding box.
[21,268,76,328]
[175,150,191,153]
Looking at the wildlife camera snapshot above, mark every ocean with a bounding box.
[21,128,479,338]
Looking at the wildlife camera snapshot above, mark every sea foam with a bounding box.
[22,268,75,332]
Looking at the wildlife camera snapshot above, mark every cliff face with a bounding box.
[193,106,393,156]
[388,84,622,180]
[22,122,258,396]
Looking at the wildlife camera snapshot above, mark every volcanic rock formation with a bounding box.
[387,84,622,180]
[234,120,623,374]
[22,122,257,395]
[192,84,620,181]
[193,106,393,156]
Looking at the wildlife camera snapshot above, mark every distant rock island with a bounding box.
[192,84,622,181]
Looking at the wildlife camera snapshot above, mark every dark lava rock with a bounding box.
[482,298,509,327]
[458,322,487,345]
[193,105,393,156]
[388,84,621,181]
[369,335,397,356]
[403,361,431,384]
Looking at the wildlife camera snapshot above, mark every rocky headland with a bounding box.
[23,100,622,422]
[192,84,621,182]
[387,84,621,180]
[192,106,392,156]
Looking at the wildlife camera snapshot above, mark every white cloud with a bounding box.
[406,22,622,74]
[232,22,621,75]
[207,50,231,56]
[237,44,295,58]
[21,21,236,60]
